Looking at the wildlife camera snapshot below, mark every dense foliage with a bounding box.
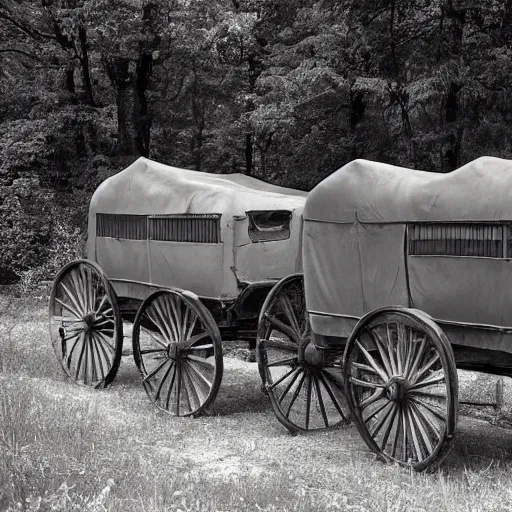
[2,0,512,280]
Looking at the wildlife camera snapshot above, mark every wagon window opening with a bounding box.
[96,214,147,240]
[408,223,511,258]
[149,214,221,243]
[247,210,292,242]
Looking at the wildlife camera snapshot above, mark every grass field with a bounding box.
[1,292,512,511]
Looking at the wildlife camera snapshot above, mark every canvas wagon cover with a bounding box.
[303,157,512,353]
[87,158,306,299]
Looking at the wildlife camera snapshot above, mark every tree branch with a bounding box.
[0,10,55,41]
[0,48,42,61]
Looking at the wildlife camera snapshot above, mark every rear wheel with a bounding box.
[132,289,223,416]
[257,274,349,433]
[343,307,458,471]
[49,259,123,388]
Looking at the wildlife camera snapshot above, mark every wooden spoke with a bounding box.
[355,340,389,382]
[167,295,183,341]
[91,332,112,373]
[317,371,347,419]
[182,331,210,349]
[385,323,398,375]
[143,357,170,383]
[73,332,87,381]
[351,377,384,389]
[133,289,222,417]
[266,356,298,367]
[405,403,423,462]
[141,325,168,349]
[60,282,85,317]
[259,338,298,352]
[360,388,384,410]
[187,344,214,351]
[140,348,167,355]
[68,270,86,313]
[148,300,174,342]
[400,404,408,462]
[379,403,398,452]
[304,372,313,429]
[352,361,382,375]
[61,331,81,344]
[413,353,441,383]
[89,334,98,383]
[410,374,445,391]
[406,335,427,380]
[396,323,406,373]
[91,335,106,382]
[363,398,391,423]
[263,313,301,344]
[369,402,394,438]
[408,390,447,401]
[371,329,394,380]
[182,364,202,412]
[279,294,301,336]
[175,364,182,416]
[164,364,178,411]
[93,331,116,353]
[185,312,198,340]
[408,402,434,456]
[411,396,446,424]
[95,294,108,316]
[186,358,214,389]
[277,368,302,403]
[268,366,298,391]
[410,399,443,439]
[344,308,457,471]
[322,368,345,391]
[52,316,84,324]
[65,332,82,369]
[285,371,307,418]
[313,375,329,428]
[55,297,82,319]
[155,361,174,402]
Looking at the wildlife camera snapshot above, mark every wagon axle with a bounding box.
[384,375,409,402]
[298,339,326,368]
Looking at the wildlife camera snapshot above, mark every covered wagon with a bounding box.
[49,157,306,416]
[257,157,512,471]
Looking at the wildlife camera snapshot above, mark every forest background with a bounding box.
[1,0,512,286]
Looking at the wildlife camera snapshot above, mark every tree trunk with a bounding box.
[65,68,75,93]
[78,27,96,107]
[135,54,153,157]
[440,0,466,171]
[245,133,253,176]
[116,83,138,155]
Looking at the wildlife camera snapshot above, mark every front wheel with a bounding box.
[343,307,458,471]
[49,260,123,388]
[257,274,349,433]
[132,289,223,416]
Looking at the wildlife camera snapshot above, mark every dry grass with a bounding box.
[1,292,512,511]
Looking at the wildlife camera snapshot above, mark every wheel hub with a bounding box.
[167,343,179,359]
[385,376,409,402]
[82,312,96,333]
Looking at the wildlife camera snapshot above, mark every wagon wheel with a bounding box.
[257,274,349,434]
[132,289,223,417]
[49,259,123,388]
[343,307,458,471]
